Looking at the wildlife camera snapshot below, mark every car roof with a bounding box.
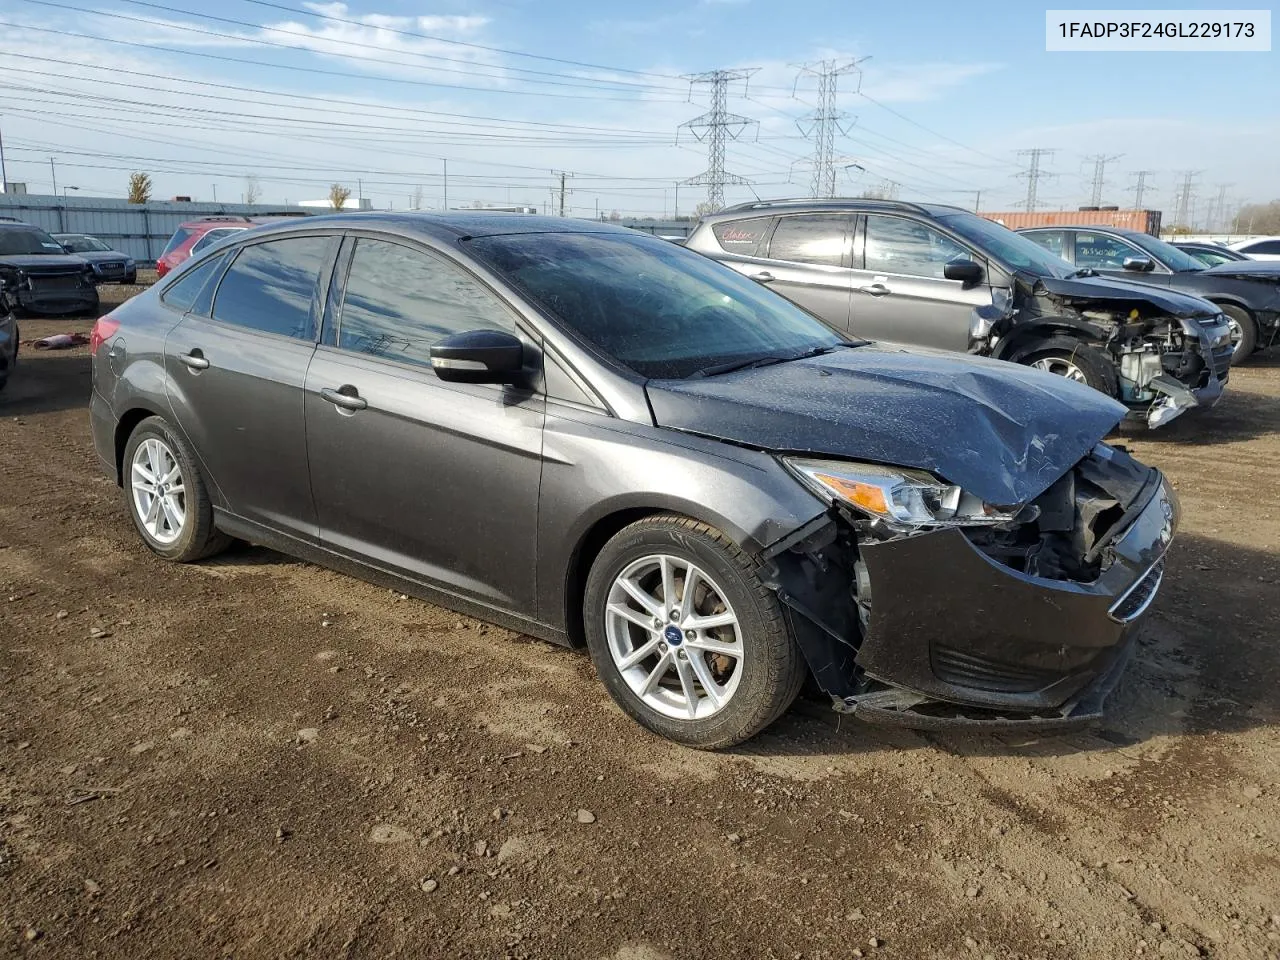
[230,212,636,242]
[697,198,970,223]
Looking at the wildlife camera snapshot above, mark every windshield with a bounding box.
[1127,233,1208,272]
[468,231,849,379]
[0,228,67,256]
[56,235,111,253]
[936,212,1073,277]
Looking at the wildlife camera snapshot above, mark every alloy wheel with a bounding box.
[130,437,187,546]
[604,554,744,721]
[1030,356,1089,383]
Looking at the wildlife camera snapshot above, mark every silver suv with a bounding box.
[686,199,1233,429]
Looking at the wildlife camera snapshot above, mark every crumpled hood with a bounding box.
[1034,273,1220,316]
[1202,260,1280,282]
[0,254,91,271]
[646,345,1127,506]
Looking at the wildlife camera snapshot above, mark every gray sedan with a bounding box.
[89,214,1178,747]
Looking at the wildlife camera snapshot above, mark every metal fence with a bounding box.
[0,194,308,261]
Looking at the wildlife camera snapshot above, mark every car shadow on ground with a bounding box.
[0,350,91,417]
[1115,389,1280,446]
[741,531,1279,760]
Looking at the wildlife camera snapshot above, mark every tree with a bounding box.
[608,209,621,222]
[1232,200,1280,235]
[328,183,352,211]
[127,172,152,204]
[693,201,717,218]
[244,174,262,205]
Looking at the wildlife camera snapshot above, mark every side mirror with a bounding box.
[1122,256,1154,272]
[944,259,985,288]
[430,329,524,384]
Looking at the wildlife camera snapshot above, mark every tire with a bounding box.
[1020,337,1119,398]
[583,515,807,749]
[1217,304,1256,365]
[122,416,230,563]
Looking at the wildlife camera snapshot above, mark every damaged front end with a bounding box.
[762,444,1178,731]
[975,276,1233,429]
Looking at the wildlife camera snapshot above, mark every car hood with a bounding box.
[75,251,129,264]
[1202,260,1280,281]
[1033,273,1219,316]
[645,345,1127,507]
[0,254,90,271]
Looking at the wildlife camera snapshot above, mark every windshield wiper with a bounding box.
[687,344,841,379]
[1068,267,1100,278]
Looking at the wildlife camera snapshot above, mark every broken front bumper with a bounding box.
[1140,316,1232,429]
[836,473,1177,729]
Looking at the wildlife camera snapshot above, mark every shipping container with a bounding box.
[979,209,1162,236]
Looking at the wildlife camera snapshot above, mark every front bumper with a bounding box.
[92,262,133,283]
[1138,316,1232,428]
[16,286,99,316]
[841,474,1177,727]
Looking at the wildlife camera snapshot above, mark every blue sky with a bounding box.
[0,0,1273,220]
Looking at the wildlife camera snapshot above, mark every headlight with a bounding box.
[783,457,1020,528]
[125,258,135,267]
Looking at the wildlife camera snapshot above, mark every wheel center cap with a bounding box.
[663,625,683,646]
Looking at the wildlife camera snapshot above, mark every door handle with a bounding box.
[749,271,776,283]
[858,283,891,296]
[178,350,209,370]
[320,386,368,411]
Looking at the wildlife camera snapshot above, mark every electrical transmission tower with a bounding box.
[1016,149,1057,211]
[1084,153,1122,207]
[793,58,866,198]
[1210,183,1232,230]
[1128,170,1156,209]
[678,68,759,211]
[1172,171,1201,228]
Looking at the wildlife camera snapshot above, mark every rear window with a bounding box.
[161,228,193,257]
[712,217,771,256]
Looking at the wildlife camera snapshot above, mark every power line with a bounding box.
[1172,170,1201,228]
[1016,149,1056,211]
[1083,153,1122,207]
[678,69,760,211]
[793,58,865,198]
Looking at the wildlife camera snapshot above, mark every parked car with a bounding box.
[0,219,99,319]
[90,214,1179,747]
[156,213,313,278]
[1229,236,1280,261]
[1019,225,1280,363]
[53,233,138,284]
[686,199,1232,429]
[1171,241,1250,267]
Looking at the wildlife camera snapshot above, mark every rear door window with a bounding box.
[1241,239,1280,255]
[863,215,969,279]
[767,215,849,266]
[712,217,771,257]
[1074,232,1145,269]
[211,236,337,339]
[335,237,515,368]
[160,252,228,313]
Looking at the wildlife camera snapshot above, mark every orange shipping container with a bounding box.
[979,209,1161,236]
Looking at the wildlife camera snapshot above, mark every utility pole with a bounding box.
[678,68,759,211]
[973,189,982,212]
[1172,170,1200,228]
[357,178,363,208]
[1084,153,1122,207]
[212,184,217,202]
[1128,170,1156,209]
[551,171,572,217]
[443,159,448,211]
[0,120,8,193]
[794,58,866,198]
[50,157,58,197]
[1015,149,1056,211]
[674,181,680,219]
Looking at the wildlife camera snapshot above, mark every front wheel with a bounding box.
[1022,337,1118,398]
[583,515,807,749]
[1218,304,1257,365]
[122,416,230,562]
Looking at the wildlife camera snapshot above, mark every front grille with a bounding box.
[103,262,124,270]
[932,646,1061,694]
[33,275,82,291]
[1108,557,1165,623]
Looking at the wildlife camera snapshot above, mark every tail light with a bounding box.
[90,314,120,356]
[156,259,167,277]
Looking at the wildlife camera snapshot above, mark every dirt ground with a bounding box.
[2,284,1278,960]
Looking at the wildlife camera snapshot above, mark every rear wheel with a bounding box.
[1218,304,1256,365]
[1022,337,1118,398]
[583,515,807,749]
[123,416,230,562]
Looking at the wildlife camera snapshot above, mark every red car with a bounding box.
[155,214,311,277]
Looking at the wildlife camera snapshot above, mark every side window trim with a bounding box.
[321,235,356,347]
